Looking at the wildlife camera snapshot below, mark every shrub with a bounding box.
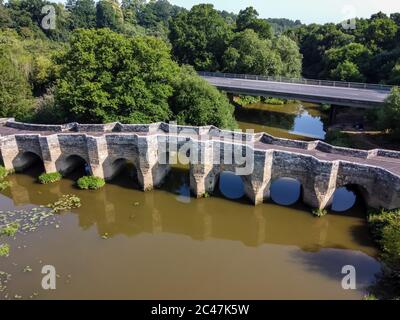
[263,97,285,105]
[368,209,400,299]
[39,172,62,184]
[312,208,328,217]
[77,176,105,190]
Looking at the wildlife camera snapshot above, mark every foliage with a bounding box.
[236,7,272,40]
[169,4,233,71]
[77,176,106,190]
[0,166,11,191]
[263,97,285,105]
[0,222,20,237]
[0,243,10,257]
[47,194,82,213]
[325,130,352,148]
[169,66,237,129]
[368,209,400,299]
[312,208,328,217]
[55,28,179,124]
[377,87,400,139]
[38,172,62,184]
[96,0,124,31]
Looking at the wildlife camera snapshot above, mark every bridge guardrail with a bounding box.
[198,71,393,92]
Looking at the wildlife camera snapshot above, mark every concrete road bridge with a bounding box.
[199,72,392,109]
[1,118,400,210]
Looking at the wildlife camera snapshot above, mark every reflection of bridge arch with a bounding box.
[270,177,302,206]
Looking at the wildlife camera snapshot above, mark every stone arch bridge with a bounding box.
[1,118,400,210]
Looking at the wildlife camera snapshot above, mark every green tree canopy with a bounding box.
[236,6,272,39]
[377,87,400,138]
[169,4,232,71]
[55,28,179,123]
[222,29,282,76]
[169,66,236,129]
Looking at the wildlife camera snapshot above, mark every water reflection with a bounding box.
[0,164,381,300]
[236,102,327,140]
[1,165,377,254]
[270,178,301,206]
[218,172,245,200]
[332,187,357,212]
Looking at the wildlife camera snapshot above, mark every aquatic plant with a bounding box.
[48,194,82,213]
[0,244,10,257]
[77,176,105,190]
[312,208,328,217]
[38,172,62,184]
[0,166,12,191]
[0,222,20,237]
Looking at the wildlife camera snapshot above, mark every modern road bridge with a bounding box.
[199,72,392,109]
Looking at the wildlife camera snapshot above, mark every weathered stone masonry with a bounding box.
[1,118,400,210]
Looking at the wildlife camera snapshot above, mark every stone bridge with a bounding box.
[1,118,400,210]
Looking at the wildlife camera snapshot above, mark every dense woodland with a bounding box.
[0,0,399,132]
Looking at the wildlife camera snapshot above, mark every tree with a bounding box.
[330,60,365,82]
[273,35,302,77]
[323,43,371,79]
[169,4,232,71]
[55,28,180,124]
[96,0,124,31]
[222,29,282,76]
[169,66,236,129]
[365,17,398,51]
[0,33,33,119]
[68,0,96,29]
[377,87,400,138]
[236,6,272,39]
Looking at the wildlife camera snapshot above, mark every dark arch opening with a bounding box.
[60,155,91,180]
[12,151,44,175]
[269,177,302,206]
[160,160,191,203]
[330,184,368,213]
[108,158,139,189]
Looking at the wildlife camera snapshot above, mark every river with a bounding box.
[0,101,381,300]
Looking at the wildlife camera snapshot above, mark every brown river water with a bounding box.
[0,102,382,300]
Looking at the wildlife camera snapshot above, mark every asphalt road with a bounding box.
[202,76,390,108]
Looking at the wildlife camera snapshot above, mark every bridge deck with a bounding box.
[203,76,390,108]
[2,123,400,177]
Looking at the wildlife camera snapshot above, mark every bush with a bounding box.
[377,87,400,139]
[263,97,285,105]
[39,172,62,184]
[368,209,400,299]
[77,176,105,190]
[312,208,328,217]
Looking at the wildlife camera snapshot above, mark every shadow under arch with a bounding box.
[12,151,44,173]
[209,169,250,204]
[269,177,302,207]
[329,184,368,216]
[56,154,91,180]
[106,158,140,189]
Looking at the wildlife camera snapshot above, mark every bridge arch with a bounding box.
[104,157,139,184]
[12,151,43,172]
[330,184,370,212]
[56,154,92,177]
